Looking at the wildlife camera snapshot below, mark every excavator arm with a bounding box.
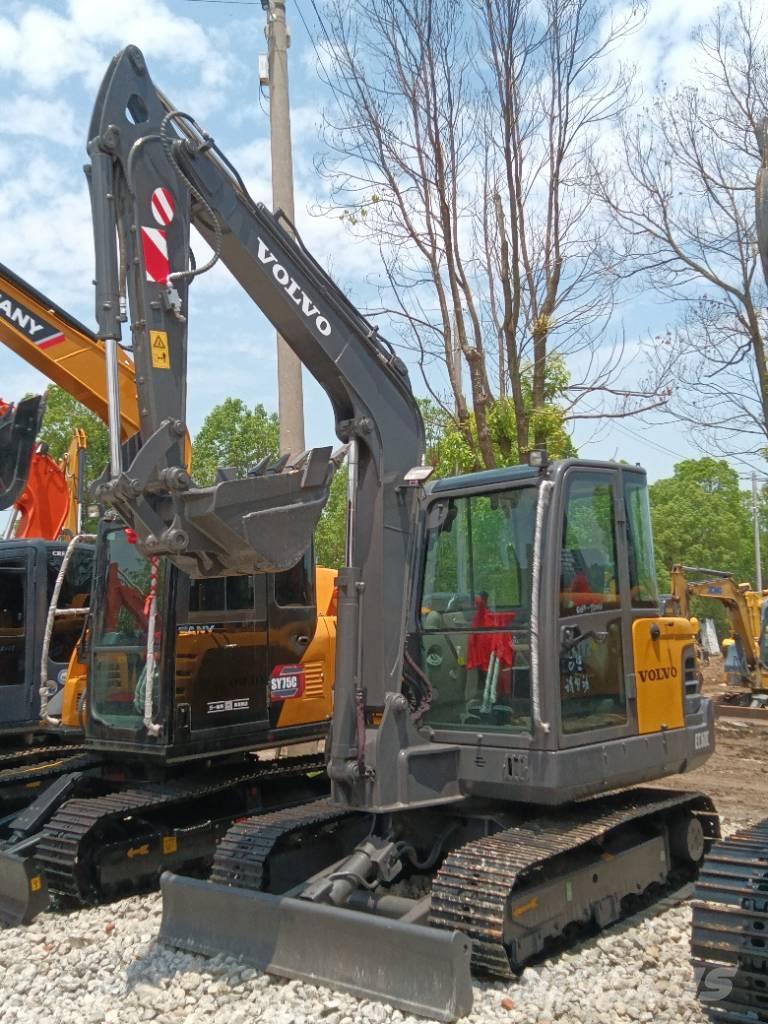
[0,261,139,440]
[671,563,761,674]
[86,48,425,768]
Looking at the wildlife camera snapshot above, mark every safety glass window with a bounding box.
[416,487,537,734]
[560,618,627,733]
[90,530,165,730]
[0,565,26,688]
[560,475,619,615]
[624,477,659,609]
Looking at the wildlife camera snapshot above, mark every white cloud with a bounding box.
[0,0,236,94]
[2,96,78,145]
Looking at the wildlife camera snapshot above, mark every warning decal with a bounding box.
[141,226,170,284]
[151,187,175,226]
[150,330,170,369]
[0,291,65,349]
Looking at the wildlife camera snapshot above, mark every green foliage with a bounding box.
[419,382,575,479]
[649,458,754,589]
[38,385,110,490]
[314,465,348,570]
[192,399,280,486]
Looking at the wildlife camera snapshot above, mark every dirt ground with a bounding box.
[655,654,768,824]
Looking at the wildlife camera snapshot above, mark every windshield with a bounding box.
[415,485,538,733]
[90,528,165,731]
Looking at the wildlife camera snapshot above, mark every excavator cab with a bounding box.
[86,520,333,761]
[407,460,707,805]
[0,538,93,735]
[0,395,45,511]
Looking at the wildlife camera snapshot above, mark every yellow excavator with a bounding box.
[666,564,768,695]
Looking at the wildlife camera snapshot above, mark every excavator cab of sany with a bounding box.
[0,537,93,736]
[85,518,333,762]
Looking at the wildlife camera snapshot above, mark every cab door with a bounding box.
[557,468,633,742]
[182,574,270,733]
[0,544,36,727]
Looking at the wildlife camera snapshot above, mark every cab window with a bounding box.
[560,474,619,615]
[624,476,658,608]
[417,486,537,734]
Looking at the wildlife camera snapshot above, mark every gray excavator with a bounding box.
[85,46,719,1022]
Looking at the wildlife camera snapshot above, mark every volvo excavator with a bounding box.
[0,263,338,900]
[690,120,768,1021]
[76,47,720,1022]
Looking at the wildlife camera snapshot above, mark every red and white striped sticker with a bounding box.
[150,187,175,226]
[140,226,170,284]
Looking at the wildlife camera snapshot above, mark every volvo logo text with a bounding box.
[256,238,332,337]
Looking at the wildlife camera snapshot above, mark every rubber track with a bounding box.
[210,799,350,890]
[430,787,718,978]
[35,753,325,902]
[692,817,768,1020]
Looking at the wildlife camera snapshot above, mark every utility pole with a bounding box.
[264,0,305,455]
[753,472,763,592]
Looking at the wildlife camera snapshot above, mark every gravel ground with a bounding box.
[2,671,764,1024]
[0,890,719,1024]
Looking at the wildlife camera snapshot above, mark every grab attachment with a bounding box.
[0,395,45,510]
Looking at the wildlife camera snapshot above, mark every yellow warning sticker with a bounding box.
[511,896,538,918]
[150,330,170,369]
[29,875,42,893]
[162,836,178,855]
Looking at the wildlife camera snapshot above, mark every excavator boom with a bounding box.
[0,261,139,440]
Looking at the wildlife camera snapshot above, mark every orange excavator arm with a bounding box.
[0,262,190,469]
[0,261,139,440]
[10,442,69,540]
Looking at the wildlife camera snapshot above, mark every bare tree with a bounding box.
[313,0,663,468]
[593,3,768,463]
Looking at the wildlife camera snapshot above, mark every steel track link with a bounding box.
[35,753,325,903]
[0,744,86,771]
[0,752,97,794]
[430,787,719,978]
[210,799,355,891]
[692,817,768,1020]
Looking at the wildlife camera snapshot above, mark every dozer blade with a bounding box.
[160,873,474,1022]
[0,395,44,510]
[0,848,49,927]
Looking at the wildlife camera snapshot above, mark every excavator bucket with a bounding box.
[103,425,339,577]
[160,874,474,1022]
[0,395,44,510]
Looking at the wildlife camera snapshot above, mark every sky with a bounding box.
[0,0,758,501]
